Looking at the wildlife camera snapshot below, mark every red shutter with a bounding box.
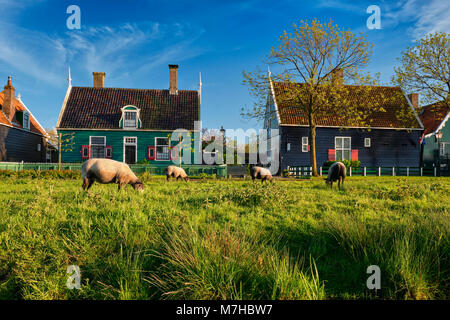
[81,145,90,159]
[148,146,155,160]
[351,149,359,161]
[328,149,336,161]
[170,146,178,161]
[308,145,310,152]
[105,146,113,158]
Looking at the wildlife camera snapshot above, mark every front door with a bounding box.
[125,145,136,164]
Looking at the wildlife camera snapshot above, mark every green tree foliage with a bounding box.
[393,32,450,108]
[243,19,398,176]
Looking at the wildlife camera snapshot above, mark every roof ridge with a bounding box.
[273,81,400,90]
[71,86,199,92]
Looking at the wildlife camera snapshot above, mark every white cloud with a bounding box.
[0,21,205,87]
[384,0,450,39]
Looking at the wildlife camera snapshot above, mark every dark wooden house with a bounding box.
[419,100,449,172]
[264,73,424,171]
[0,76,50,162]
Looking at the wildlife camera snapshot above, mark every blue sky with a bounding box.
[0,0,449,131]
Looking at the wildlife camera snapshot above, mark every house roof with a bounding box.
[419,100,450,136]
[271,82,422,129]
[58,87,200,131]
[0,91,47,136]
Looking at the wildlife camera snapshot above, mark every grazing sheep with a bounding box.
[166,165,189,182]
[250,166,273,183]
[325,161,346,190]
[81,159,144,192]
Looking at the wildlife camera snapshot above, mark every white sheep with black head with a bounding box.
[166,165,190,182]
[250,165,273,183]
[81,159,144,192]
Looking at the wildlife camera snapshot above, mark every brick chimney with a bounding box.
[2,76,16,122]
[93,72,105,88]
[169,64,178,95]
[331,69,343,85]
[408,93,419,109]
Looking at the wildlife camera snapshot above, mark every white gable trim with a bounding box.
[424,112,450,138]
[268,73,281,124]
[403,91,424,129]
[56,84,72,128]
[16,96,47,137]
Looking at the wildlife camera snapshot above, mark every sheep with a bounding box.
[81,158,144,192]
[166,165,189,182]
[324,161,346,190]
[250,165,273,183]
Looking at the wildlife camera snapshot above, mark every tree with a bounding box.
[58,132,75,170]
[392,32,450,108]
[243,19,393,176]
[45,127,59,147]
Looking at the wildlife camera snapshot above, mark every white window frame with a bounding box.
[123,136,137,163]
[440,142,449,156]
[120,105,141,130]
[89,136,106,159]
[155,137,170,161]
[335,136,351,161]
[287,142,291,152]
[302,137,308,152]
[364,138,371,148]
[23,111,30,130]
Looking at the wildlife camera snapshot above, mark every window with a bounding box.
[124,111,137,128]
[125,137,137,144]
[364,138,371,148]
[23,111,30,130]
[156,137,170,160]
[287,143,291,151]
[37,144,41,152]
[105,147,112,158]
[440,143,449,156]
[335,137,351,160]
[82,146,90,159]
[121,106,140,129]
[302,137,308,152]
[90,136,106,158]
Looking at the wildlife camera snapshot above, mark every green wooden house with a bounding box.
[56,65,200,164]
[419,100,450,174]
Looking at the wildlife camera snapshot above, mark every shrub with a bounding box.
[0,169,79,179]
[323,160,360,168]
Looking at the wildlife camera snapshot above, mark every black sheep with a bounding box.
[324,162,346,190]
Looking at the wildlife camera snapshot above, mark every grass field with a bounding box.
[0,174,448,300]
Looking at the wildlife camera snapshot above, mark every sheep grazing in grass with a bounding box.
[325,161,346,190]
[81,159,144,192]
[250,166,273,183]
[166,165,189,182]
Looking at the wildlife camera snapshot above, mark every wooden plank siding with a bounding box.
[58,129,193,164]
[0,125,46,162]
[279,126,422,170]
[422,118,450,167]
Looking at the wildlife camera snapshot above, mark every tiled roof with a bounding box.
[272,82,422,129]
[58,87,200,131]
[0,91,47,136]
[419,100,450,136]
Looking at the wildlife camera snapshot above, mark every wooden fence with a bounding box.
[0,162,228,178]
[287,166,442,177]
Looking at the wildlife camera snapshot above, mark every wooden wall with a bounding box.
[0,125,46,162]
[279,126,422,169]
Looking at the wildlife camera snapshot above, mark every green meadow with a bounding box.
[0,174,448,300]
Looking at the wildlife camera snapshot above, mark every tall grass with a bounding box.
[0,175,448,299]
